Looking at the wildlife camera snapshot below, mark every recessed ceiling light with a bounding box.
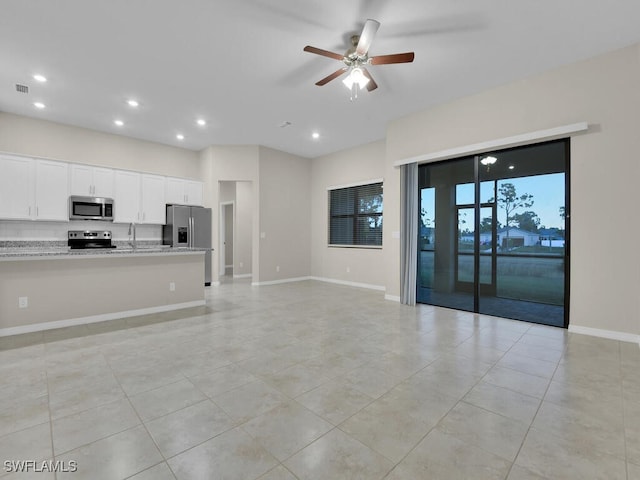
[127,99,139,107]
[176,133,185,140]
[114,119,124,126]
[33,74,47,83]
[33,102,45,109]
[196,119,206,126]
[312,132,320,139]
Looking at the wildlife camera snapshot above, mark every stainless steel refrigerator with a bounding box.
[163,205,212,286]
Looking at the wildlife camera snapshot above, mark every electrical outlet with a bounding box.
[169,282,176,292]
[346,267,350,273]
[239,262,243,268]
[18,296,28,308]
[276,265,280,272]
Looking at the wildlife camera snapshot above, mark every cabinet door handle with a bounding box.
[36,206,39,217]
[143,212,146,221]
[28,206,31,216]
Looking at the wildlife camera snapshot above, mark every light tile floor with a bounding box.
[1,279,639,479]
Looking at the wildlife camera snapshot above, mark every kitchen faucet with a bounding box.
[128,222,137,249]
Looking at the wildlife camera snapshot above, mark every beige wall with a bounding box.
[310,141,386,288]
[200,145,310,284]
[235,181,253,277]
[219,181,236,202]
[385,43,640,336]
[258,147,311,282]
[0,113,200,178]
[199,145,260,284]
[0,253,204,332]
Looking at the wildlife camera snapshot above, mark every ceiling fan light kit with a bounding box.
[342,67,369,100]
[303,19,415,100]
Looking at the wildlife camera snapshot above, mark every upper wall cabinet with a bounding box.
[113,170,140,223]
[0,155,34,219]
[70,164,114,197]
[166,177,203,206]
[0,153,201,223]
[35,160,69,220]
[0,155,68,221]
[113,171,166,224]
[140,174,166,224]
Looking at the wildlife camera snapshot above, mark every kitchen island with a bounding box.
[0,247,207,336]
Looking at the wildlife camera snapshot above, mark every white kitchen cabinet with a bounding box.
[34,160,69,220]
[0,156,68,221]
[114,170,140,223]
[70,164,114,197]
[0,155,34,219]
[184,180,203,206]
[165,176,203,206]
[140,174,166,224]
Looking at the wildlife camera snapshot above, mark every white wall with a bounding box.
[385,43,640,337]
[310,140,386,289]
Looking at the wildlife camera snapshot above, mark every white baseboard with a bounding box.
[211,281,221,287]
[0,300,206,337]
[310,276,386,292]
[233,273,252,279]
[568,325,639,345]
[251,276,386,292]
[385,294,401,302]
[252,276,312,286]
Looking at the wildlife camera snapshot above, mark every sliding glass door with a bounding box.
[417,140,569,328]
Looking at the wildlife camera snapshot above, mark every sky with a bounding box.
[421,173,566,231]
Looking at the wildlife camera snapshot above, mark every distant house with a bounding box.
[420,226,435,249]
[498,227,539,248]
[539,228,565,247]
[461,227,540,248]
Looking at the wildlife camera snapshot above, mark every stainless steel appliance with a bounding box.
[163,205,212,285]
[68,230,116,249]
[69,196,114,221]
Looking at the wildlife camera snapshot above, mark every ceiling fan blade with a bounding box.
[362,68,378,92]
[370,52,415,65]
[356,19,380,56]
[303,45,344,61]
[315,68,347,86]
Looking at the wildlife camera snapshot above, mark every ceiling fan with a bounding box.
[303,19,414,97]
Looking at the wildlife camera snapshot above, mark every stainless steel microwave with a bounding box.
[69,196,114,221]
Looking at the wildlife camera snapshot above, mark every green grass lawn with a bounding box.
[419,251,564,305]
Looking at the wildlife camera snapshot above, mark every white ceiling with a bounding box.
[2,0,640,159]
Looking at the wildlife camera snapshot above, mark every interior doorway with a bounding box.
[220,202,234,276]
[218,180,254,281]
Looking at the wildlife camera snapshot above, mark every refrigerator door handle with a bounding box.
[189,216,194,248]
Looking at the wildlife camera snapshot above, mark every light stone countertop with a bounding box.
[0,245,209,261]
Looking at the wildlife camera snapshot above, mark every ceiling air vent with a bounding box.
[16,84,29,94]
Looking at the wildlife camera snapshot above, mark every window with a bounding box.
[329,182,383,246]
